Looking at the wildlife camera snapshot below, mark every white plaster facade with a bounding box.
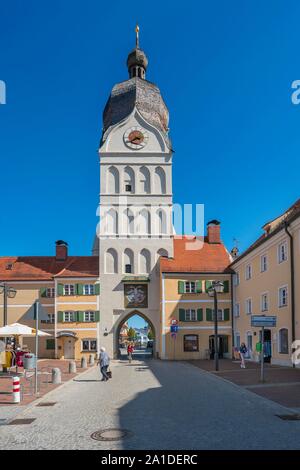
[97,107,174,357]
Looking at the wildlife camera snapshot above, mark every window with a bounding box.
[47,313,55,324]
[234,273,240,286]
[235,334,241,349]
[185,309,197,321]
[261,293,269,312]
[63,284,75,296]
[125,264,132,274]
[125,184,132,192]
[64,311,75,322]
[279,328,289,354]
[83,284,95,296]
[235,303,240,318]
[260,254,268,272]
[82,339,97,352]
[46,288,55,298]
[278,242,288,263]
[246,298,252,315]
[184,335,199,352]
[46,339,55,350]
[245,264,252,280]
[212,309,224,321]
[279,286,288,307]
[184,281,196,293]
[84,311,95,322]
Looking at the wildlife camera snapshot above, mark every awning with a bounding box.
[56,331,77,339]
[121,276,150,283]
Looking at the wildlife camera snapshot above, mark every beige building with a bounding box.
[231,199,300,366]
[0,241,99,361]
[160,223,233,360]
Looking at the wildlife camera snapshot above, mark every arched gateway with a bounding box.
[115,310,156,359]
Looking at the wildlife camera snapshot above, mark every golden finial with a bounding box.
[135,24,140,48]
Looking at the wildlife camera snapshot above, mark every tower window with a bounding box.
[125,264,132,274]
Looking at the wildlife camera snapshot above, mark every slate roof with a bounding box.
[101,77,171,148]
[160,237,233,274]
[0,256,99,281]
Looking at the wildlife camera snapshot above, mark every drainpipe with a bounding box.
[231,273,235,359]
[284,222,296,367]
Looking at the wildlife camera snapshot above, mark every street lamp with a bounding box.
[208,281,224,371]
[0,283,17,327]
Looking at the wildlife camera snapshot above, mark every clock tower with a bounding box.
[95,27,174,357]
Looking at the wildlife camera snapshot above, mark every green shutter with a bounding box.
[179,308,185,322]
[197,308,203,321]
[78,311,85,322]
[196,281,202,293]
[57,311,64,322]
[77,284,84,295]
[40,287,47,297]
[206,308,213,321]
[224,308,230,321]
[46,339,55,350]
[95,284,100,295]
[178,281,185,294]
[205,281,213,293]
[57,284,64,295]
[223,280,229,293]
[95,311,100,322]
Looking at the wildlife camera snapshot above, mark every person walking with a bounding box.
[127,343,134,363]
[98,347,110,381]
[239,342,248,369]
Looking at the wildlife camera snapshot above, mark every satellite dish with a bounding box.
[0,340,5,353]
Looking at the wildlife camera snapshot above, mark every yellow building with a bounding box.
[160,222,233,360]
[0,241,99,360]
[231,199,300,366]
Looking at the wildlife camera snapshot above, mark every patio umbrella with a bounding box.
[0,322,50,337]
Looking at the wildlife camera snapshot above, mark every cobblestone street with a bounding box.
[1,359,300,450]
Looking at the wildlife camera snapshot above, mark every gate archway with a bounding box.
[115,310,156,359]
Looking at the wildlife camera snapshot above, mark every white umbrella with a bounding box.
[0,322,50,337]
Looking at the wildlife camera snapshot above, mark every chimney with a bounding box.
[55,240,68,261]
[207,220,221,244]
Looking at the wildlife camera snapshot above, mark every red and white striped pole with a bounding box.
[12,376,21,403]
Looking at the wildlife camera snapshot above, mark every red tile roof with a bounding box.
[0,256,99,281]
[160,236,233,273]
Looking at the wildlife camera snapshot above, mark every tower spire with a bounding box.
[135,24,140,48]
[127,25,148,79]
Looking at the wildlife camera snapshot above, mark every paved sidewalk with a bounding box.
[1,359,300,450]
[188,359,300,408]
[0,359,91,413]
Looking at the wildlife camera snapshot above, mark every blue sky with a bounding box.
[0,0,300,257]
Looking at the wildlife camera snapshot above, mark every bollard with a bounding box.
[89,354,95,366]
[52,368,61,384]
[12,376,21,403]
[81,357,87,368]
[69,361,77,373]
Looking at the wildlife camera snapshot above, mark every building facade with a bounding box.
[231,200,300,366]
[160,226,233,360]
[94,31,174,358]
[0,242,99,360]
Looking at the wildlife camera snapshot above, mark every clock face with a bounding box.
[124,126,148,150]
